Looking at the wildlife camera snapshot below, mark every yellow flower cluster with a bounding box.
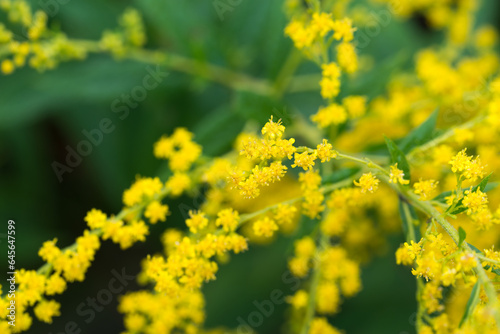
[311,103,347,128]
[299,170,325,219]
[449,149,486,182]
[285,13,356,63]
[8,0,500,332]
[375,0,479,45]
[230,118,295,198]
[463,189,488,214]
[118,290,205,333]
[0,2,147,75]
[154,128,202,172]
[284,9,363,135]
[320,62,341,99]
[288,240,361,321]
[309,317,342,334]
[397,233,473,312]
[38,232,100,282]
[144,221,248,294]
[288,236,316,277]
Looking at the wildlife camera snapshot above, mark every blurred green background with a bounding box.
[1,0,499,333]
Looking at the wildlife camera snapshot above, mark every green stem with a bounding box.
[477,254,500,266]
[237,177,353,227]
[336,151,500,328]
[36,187,171,277]
[416,278,426,331]
[407,113,486,162]
[287,73,321,93]
[299,232,327,334]
[273,49,303,98]
[1,39,275,96]
[401,201,416,243]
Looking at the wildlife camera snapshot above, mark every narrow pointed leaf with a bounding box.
[459,282,480,328]
[458,227,466,247]
[400,108,439,154]
[385,136,411,181]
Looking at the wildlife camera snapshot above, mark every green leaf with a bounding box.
[467,243,482,254]
[399,108,439,154]
[398,199,421,242]
[459,281,480,328]
[448,175,494,215]
[471,173,493,193]
[483,265,500,276]
[450,205,468,215]
[384,136,411,181]
[433,190,453,203]
[458,227,466,247]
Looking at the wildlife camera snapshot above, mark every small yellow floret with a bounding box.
[462,189,488,215]
[354,172,379,193]
[144,201,169,224]
[389,163,410,185]
[413,178,438,200]
[34,300,60,324]
[215,208,240,232]
[84,208,107,229]
[253,217,278,238]
[185,210,208,234]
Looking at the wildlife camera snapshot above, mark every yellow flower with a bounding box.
[38,239,61,263]
[122,177,163,207]
[311,104,347,128]
[411,251,441,281]
[309,317,342,334]
[396,240,421,265]
[413,179,438,200]
[165,172,191,196]
[389,163,410,185]
[322,62,341,78]
[475,25,498,49]
[84,208,107,229]
[186,210,208,234]
[1,59,15,74]
[45,274,67,295]
[462,189,488,215]
[294,237,316,258]
[332,18,356,42]
[342,95,366,118]
[292,151,317,170]
[337,42,358,73]
[102,220,148,250]
[449,149,486,182]
[288,256,310,277]
[34,300,60,324]
[315,139,337,162]
[274,204,298,225]
[215,208,240,232]
[316,282,340,314]
[286,290,308,309]
[144,201,169,224]
[253,217,278,238]
[284,19,315,50]
[354,172,379,193]
[154,128,202,172]
[310,12,334,37]
[124,313,146,332]
[319,62,342,99]
[261,116,285,140]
